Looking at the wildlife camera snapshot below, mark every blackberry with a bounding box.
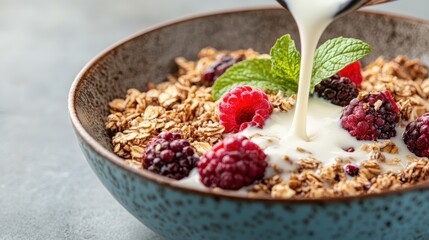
[203,55,244,86]
[340,91,400,141]
[142,132,199,180]
[314,74,358,106]
[402,113,429,158]
[198,135,267,190]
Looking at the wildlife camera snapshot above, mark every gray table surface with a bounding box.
[1,0,428,239]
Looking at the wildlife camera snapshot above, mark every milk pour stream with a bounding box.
[278,0,364,140]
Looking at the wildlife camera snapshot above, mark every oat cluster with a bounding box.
[106,49,429,199]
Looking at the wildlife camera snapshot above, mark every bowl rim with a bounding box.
[69,6,429,203]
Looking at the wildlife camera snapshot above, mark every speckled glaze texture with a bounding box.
[70,9,429,240]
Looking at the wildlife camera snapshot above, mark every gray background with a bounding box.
[1,0,428,239]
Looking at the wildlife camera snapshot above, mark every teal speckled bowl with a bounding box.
[68,8,429,240]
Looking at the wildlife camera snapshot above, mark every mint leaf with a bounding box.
[270,34,301,83]
[212,59,298,100]
[311,37,371,90]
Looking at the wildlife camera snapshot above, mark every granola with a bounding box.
[106,48,429,199]
[106,48,294,166]
[362,56,429,121]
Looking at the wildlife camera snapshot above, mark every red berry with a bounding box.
[218,86,273,133]
[338,62,363,89]
[340,91,399,141]
[402,113,429,158]
[345,147,355,152]
[344,164,360,177]
[142,132,199,180]
[198,135,267,190]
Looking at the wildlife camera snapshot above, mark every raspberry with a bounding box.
[344,164,360,177]
[402,113,429,158]
[314,74,358,106]
[198,135,267,190]
[338,61,363,88]
[203,55,244,86]
[218,86,273,133]
[142,132,199,180]
[340,91,399,141]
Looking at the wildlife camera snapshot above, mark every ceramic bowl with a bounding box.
[68,8,429,240]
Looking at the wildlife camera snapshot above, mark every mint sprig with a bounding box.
[212,34,371,100]
[211,59,297,100]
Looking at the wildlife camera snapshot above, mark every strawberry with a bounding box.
[338,61,363,89]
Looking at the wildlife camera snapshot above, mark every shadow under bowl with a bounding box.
[69,8,429,240]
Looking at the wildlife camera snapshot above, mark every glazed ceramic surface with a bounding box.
[69,8,429,240]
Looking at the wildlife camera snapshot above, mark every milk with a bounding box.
[180,98,410,191]
[241,98,409,181]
